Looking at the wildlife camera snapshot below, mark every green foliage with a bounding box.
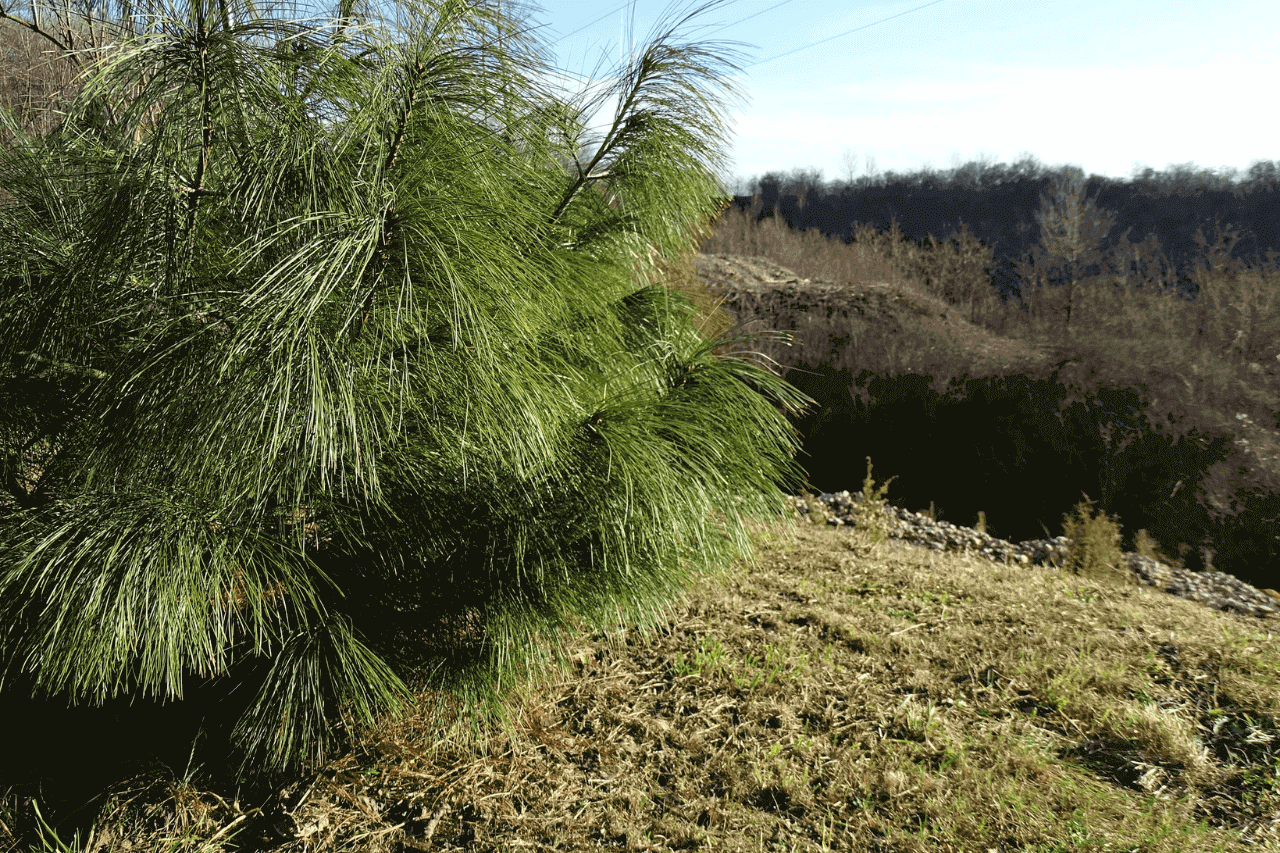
[1061,498,1136,589]
[0,0,814,776]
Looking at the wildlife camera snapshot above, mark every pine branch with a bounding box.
[183,3,214,244]
[0,0,802,780]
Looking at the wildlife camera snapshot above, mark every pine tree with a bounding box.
[1033,166,1117,334]
[0,0,813,775]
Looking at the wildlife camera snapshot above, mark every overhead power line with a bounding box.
[552,0,632,44]
[699,0,799,39]
[746,0,945,68]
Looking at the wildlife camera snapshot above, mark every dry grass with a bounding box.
[15,506,1280,852]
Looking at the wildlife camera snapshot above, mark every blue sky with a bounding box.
[527,0,1279,188]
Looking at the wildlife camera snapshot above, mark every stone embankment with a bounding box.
[787,490,1280,625]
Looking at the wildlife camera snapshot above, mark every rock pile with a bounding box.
[787,490,1280,624]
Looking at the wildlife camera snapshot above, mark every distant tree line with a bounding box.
[729,157,1280,303]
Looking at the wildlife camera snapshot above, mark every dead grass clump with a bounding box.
[700,200,917,292]
[910,223,1008,331]
[1135,527,1183,568]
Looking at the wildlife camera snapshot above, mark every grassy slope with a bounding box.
[20,512,1279,852]
[10,211,1280,851]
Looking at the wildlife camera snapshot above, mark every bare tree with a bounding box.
[839,146,858,185]
[0,0,143,143]
[0,18,77,140]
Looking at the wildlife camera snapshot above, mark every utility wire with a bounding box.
[552,0,632,44]
[746,0,944,68]
[699,0,798,39]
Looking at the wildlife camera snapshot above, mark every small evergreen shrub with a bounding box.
[855,457,897,544]
[1061,498,1137,588]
